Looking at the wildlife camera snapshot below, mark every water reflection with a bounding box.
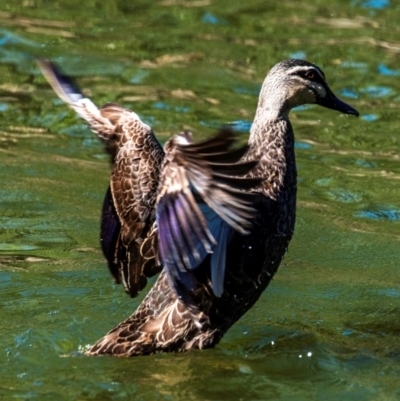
[355,0,390,9]
[378,63,400,76]
[360,86,392,97]
[341,60,369,71]
[360,114,378,121]
[354,207,400,221]
[201,12,228,25]
[1,0,400,399]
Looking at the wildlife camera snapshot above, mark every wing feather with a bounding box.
[156,128,262,300]
[38,60,164,297]
[39,60,263,304]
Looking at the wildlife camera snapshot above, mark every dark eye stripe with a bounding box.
[301,70,325,84]
[287,66,326,86]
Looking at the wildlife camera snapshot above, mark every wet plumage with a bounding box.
[38,59,358,356]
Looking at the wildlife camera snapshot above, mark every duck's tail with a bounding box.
[86,271,219,357]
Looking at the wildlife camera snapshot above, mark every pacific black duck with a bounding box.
[38,59,358,356]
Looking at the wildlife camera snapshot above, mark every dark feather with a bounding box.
[156,129,262,297]
[37,59,83,104]
[38,59,164,298]
[100,186,121,283]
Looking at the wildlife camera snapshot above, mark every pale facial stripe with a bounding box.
[286,65,325,81]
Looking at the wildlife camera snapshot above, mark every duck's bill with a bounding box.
[318,91,359,117]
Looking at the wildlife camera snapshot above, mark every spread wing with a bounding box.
[38,60,164,297]
[107,106,164,296]
[156,128,262,299]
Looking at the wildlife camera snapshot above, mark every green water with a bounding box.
[0,0,399,399]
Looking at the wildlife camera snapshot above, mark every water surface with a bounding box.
[0,1,399,400]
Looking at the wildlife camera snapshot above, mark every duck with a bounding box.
[38,59,358,356]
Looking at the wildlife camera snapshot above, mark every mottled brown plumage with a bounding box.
[38,59,358,357]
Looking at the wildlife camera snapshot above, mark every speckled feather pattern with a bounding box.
[88,103,166,296]
[37,60,166,297]
[88,118,297,355]
[38,59,358,357]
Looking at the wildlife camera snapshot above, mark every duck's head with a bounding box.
[260,59,359,117]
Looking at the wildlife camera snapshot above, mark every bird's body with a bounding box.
[38,59,358,356]
[90,120,296,356]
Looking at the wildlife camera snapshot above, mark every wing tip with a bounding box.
[37,58,84,104]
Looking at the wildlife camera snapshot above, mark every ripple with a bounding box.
[234,86,260,96]
[361,114,378,121]
[36,287,92,296]
[59,124,90,136]
[340,88,359,99]
[359,0,390,9]
[316,178,333,187]
[340,61,369,72]
[354,159,377,167]
[152,102,190,113]
[354,208,400,221]
[201,12,227,25]
[23,233,74,245]
[295,142,313,149]
[293,105,314,111]
[28,111,69,128]
[229,120,252,132]
[289,51,306,60]
[0,29,39,48]
[327,188,363,203]
[378,63,400,76]
[377,288,400,298]
[360,86,392,97]
[0,243,38,251]
[129,70,149,84]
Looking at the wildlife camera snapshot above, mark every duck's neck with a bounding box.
[249,79,294,142]
[247,94,296,200]
[254,77,292,123]
[248,93,293,156]
[248,114,290,150]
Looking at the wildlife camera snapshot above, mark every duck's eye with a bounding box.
[306,71,315,80]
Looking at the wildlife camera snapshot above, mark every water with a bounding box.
[0,1,400,399]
